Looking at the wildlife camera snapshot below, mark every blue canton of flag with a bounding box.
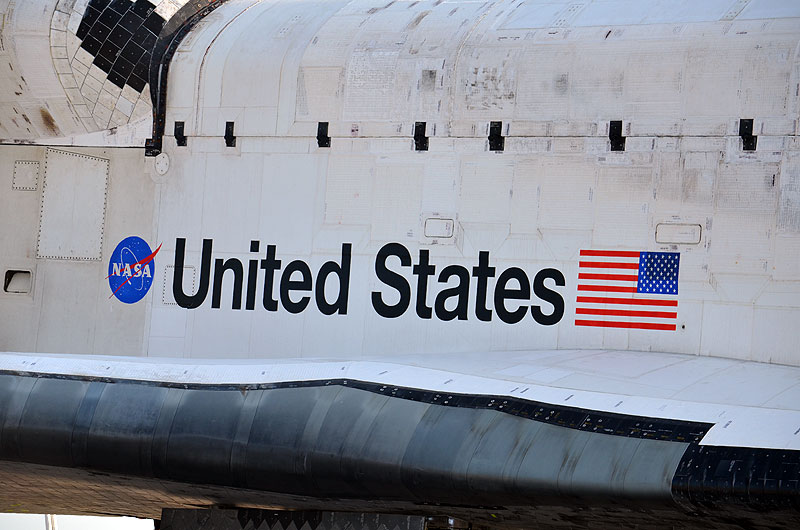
[637,252,680,295]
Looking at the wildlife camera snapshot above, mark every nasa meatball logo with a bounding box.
[107,236,161,303]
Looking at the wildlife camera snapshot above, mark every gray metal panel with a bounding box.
[167,389,245,485]
[244,386,339,493]
[0,374,35,459]
[307,386,391,496]
[86,383,169,476]
[0,374,689,509]
[17,378,89,466]
[465,413,545,501]
[402,406,498,503]
[566,432,644,499]
[515,421,591,495]
[348,392,431,499]
[622,437,688,498]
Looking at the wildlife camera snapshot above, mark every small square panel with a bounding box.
[113,56,135,79]
[108,25,133,48]
[80,35,103,55]
[142,12,164,34]
[98,40,121,63]
[107,69,127,89]
[98,7,121,29]
[119,10,144,33]
[93,53,114,73]
[133,25,157,49]
[90,21,113,42]
[163,265,195,306]
[120,41,145,64]
[108,0,132,15]
[132,0,156,18]
[127,73,146,92]
[12,161,39,191]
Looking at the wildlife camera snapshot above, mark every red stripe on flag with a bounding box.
[579,261,639,269]
[578,285,638,293]
[575,320,677,331]
[578,273,639,282]
[579,250,641,258]
[576,307,677,319]
[576,296,678,307]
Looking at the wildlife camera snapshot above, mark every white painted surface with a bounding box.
[37,149,108,261]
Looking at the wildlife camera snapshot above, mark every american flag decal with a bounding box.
[575,250,680,331]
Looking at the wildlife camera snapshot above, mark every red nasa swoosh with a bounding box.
[106,243,162,299]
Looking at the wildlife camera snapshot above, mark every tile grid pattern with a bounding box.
[52,0,188,131]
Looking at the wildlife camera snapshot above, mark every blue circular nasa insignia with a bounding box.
[108,236,158,304]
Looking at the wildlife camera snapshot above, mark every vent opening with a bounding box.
[414,122,429,151]
[225,121,236,147]
[317,122,331,148]
[4,270,31,294]
[740,119,757,151]
[488,121,504,152]
[609,120,625,151]
[174,122,187,147]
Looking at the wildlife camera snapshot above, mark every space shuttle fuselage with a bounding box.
[1,1,800,528]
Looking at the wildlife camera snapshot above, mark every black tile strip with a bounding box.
[0,369,712,444]
[673,444,800,511]
[146,0,232,155]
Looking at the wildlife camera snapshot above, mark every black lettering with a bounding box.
[372,243,411,318]
[413,249,436,319]
[531,268,565,325]
[494,267,531,324]
[472,251,496,322]
[212,257,244,310]
[316,243,352,315]
[434,265,470,321]
[246,240,259,310]
[280,260,312,313]
[260,245,281,311]
[173,238,212,309]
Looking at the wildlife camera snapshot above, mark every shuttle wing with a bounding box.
[1,350,799,528]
